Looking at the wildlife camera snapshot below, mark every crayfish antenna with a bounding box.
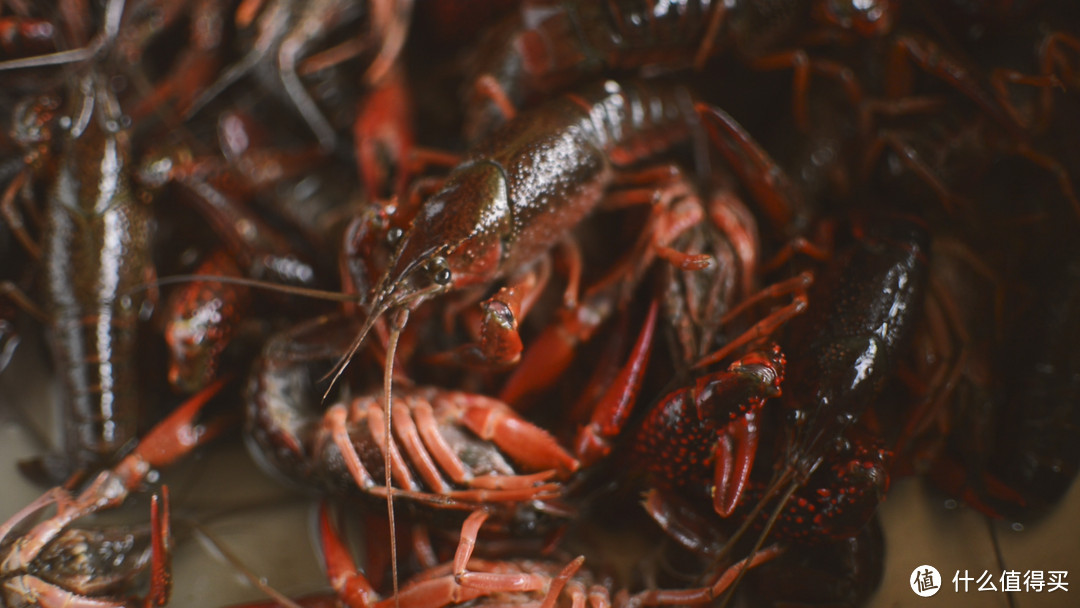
[321,272,442,607]
[986,517,1018,608]
[183,50,261,123]
[0,46,96,71]
[321,293,425,606]
[320,304,385,403]
[0,0,124,71]
[139,275,361,303]
[383,308,409,608]
[320,282,441,403]
[715,479,798,608]
[700,463,795,572]
[186,519,306,608]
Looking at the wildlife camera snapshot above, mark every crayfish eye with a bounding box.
[429,256,452,286]
[386,227,404,247]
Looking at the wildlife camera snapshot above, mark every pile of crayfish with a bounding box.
[1,0,1079,606]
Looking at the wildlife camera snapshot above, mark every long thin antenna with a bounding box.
[131,274,362,302]
[321,301,388,402]
[0,0,127,71]
[320,283,441,402]
[183,50,261,121]
[701,464,797,572]
[0,47,95,70]
[186,519,306,608]
[987,517,1016,608]
[717,480,798,608]
[384,307,408,608]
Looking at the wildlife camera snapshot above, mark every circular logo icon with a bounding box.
[910,565,942,597]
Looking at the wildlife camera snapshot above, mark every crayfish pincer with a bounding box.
[0,379,228,608]
[619,214,927,603]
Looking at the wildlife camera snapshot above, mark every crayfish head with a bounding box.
[376,161,510,307]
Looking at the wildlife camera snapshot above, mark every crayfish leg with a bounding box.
[353,66,414,201]
[641,489,729,558]
[319,502,379,608]
[573,301,658,468]
[697,103,803,234]
[146,489,172,607]
[0,170,41,260]
[692,272,811,370]
[458,397,579,476]
[627,543,784,606]
[385,510,552,608]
